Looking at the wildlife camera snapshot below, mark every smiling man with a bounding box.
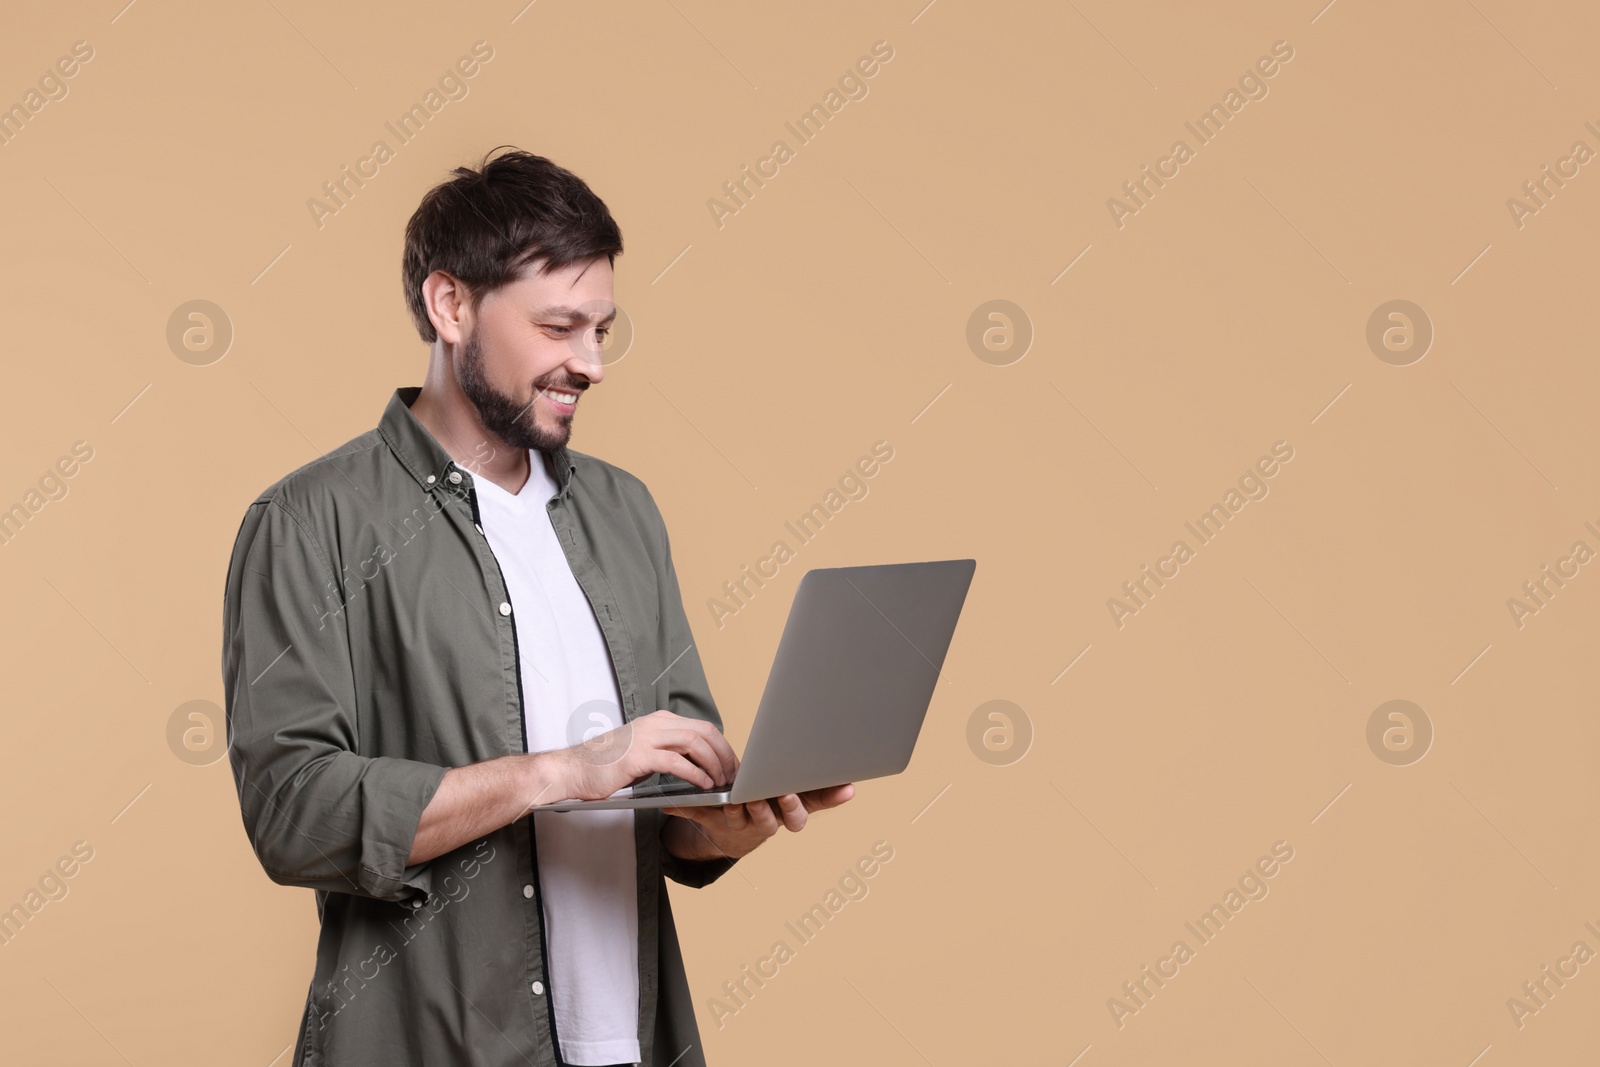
[221,147,851,1067]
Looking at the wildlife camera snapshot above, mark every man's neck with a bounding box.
[408,384,531,496]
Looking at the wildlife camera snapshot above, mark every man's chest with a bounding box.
[321,476,667,765]
[475,496,627,753]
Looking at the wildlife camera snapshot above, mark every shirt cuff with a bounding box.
[657,816,739,888]
[356,756,452,905]
[660,847,739,889]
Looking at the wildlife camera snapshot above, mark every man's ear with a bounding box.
[421,270,471,346]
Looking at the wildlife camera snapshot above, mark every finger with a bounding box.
[745,799,780,836]
[722,802,749,829]
[644,714,736,786]
[681,719,739,783]
[799,783,856,811]
[676,731,732,788]
[708,732,740,783]
[657,751,716,789]
[773,793,808,832]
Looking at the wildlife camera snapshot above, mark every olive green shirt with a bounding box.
[221,386,738,1067]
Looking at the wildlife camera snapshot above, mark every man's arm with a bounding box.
[406,752,568,865]
[223,498,449,905]
[408,710,739,865]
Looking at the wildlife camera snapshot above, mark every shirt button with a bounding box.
[448,471,463,484]
[498,602,512,616]
[410,899,422,908]
[523,884,534,898]
[531,981,545,996]
[426,475,436,484]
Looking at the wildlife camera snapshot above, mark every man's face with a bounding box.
[456,255,615,453]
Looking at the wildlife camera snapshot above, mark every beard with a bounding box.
[457,327,576,453]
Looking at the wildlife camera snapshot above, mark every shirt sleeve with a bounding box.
[644,488,740,889]
[221,497,449,905]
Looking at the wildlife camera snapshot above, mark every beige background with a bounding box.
[2,0,1597,1063]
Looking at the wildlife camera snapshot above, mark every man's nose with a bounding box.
[571,351,604,386]
[567,328,608,384]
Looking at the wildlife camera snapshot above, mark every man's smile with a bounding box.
[537,384,583,413]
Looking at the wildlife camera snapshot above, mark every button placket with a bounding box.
[443,457,558,1049]
[547,498,642,724]
[464,489,563,1049]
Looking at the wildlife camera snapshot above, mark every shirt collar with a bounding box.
[379,386,576,498]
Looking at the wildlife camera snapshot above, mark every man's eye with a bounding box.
[595,328,610,341]
[545,325,572,336]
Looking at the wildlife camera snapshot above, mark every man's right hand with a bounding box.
[551,709,738,802]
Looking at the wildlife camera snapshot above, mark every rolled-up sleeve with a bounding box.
[221,497,449,905]
[643,489,740,888]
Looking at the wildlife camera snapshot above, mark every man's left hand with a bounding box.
[661,784,855,863]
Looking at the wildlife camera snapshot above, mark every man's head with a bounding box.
[403,147,623,452]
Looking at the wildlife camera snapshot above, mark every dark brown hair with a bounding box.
[401,146,624,343]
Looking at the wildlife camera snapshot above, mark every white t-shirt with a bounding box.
[467,452,640,1067]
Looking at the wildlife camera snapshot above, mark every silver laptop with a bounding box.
[531,558,976,812]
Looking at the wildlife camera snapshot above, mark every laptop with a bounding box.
[531,558,976,812]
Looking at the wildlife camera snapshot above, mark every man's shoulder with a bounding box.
[566,448,674,550]
[568,447,656,508]
[245,427,391,522]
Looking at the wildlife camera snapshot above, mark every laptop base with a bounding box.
[534,787,737,813]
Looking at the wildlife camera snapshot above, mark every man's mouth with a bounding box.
[538,386,582,408]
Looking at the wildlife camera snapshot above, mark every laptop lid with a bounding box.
[724,557,975,803]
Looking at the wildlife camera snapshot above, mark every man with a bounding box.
[220,147,853,1067]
